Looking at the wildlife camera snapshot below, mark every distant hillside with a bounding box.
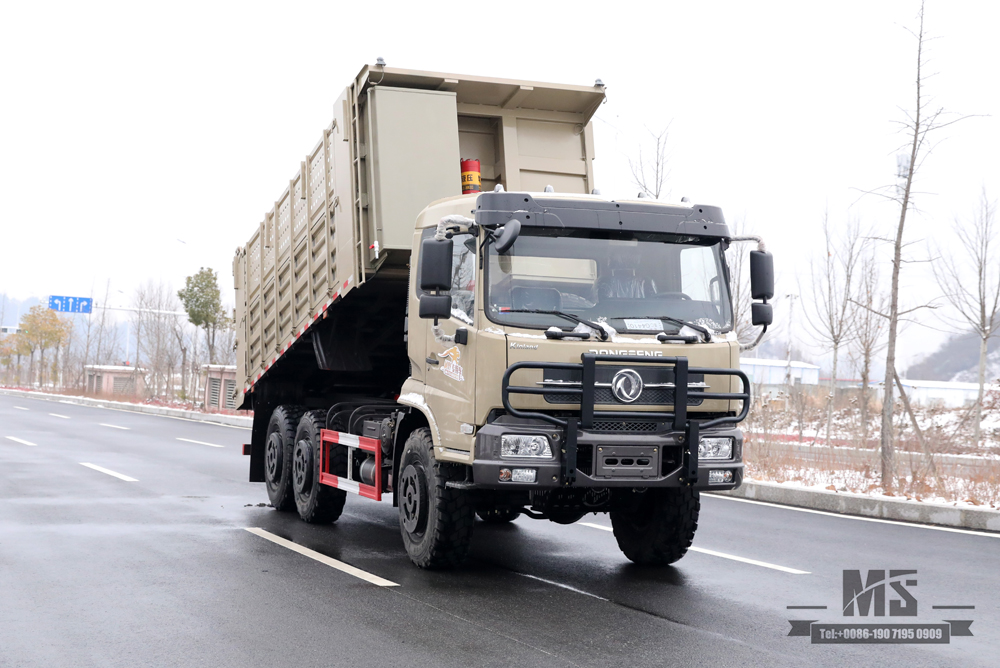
[907,329,1000,382]
[0,294,42,328]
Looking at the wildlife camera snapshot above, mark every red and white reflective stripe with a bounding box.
[320,473,360,495]
[321,429,379,452]
[319,429,382,500]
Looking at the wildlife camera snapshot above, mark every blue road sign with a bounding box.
[48,296,93,314]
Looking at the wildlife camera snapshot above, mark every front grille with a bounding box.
[544,388,705,406]
[589,420,659,433]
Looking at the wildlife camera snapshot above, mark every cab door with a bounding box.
[423,231,479,454]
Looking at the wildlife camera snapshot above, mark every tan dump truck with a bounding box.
[233,64,774,568]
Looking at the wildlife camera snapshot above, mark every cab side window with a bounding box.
[450,233,476,324]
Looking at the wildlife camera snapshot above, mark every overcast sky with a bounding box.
[1,0,997,369]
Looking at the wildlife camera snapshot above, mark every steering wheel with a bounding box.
[653,291,691,300]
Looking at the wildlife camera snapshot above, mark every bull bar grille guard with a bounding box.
[500,353,751,486]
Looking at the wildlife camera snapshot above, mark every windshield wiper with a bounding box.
[615,315,712,342]
[499,309,609,341]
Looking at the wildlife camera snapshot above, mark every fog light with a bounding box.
[499,468,512,482]
[501,434,552,458]
[699,437,733,460]
[708,469,733,485]
[511,468,537,483]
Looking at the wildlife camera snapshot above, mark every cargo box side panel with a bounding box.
[368,87,461,255]
[236,88,361,399]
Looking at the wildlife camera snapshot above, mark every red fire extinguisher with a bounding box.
[461,159,481,194]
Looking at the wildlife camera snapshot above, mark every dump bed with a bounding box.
[233,64,606,408]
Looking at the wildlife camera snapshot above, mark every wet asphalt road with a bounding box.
[1,392,998,668]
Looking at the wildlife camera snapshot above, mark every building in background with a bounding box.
[201,364,237,410]
[893,378,999,409]
[740,357,820,390]
[84,365,146,396]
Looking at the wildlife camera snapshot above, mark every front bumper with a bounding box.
[479,352,751,491]
[472,419,744,491]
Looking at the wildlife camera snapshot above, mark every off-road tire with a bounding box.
[292,410,347,524]
[264,405,304,511]
[398,428,475,569]
[610,488,700,566]
[476,508,520,524]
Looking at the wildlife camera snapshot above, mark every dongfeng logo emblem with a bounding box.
[611,369,644,403]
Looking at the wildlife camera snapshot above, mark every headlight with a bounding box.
[699,436,733,460]
[501,434,552,458]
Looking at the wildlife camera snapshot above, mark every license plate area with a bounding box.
[595,445,660,479]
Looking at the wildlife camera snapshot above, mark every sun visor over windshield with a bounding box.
[475,192,731,238]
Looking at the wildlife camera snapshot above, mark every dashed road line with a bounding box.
[99,423,130,430]
[245,528,399,587]
[79,463,138,482]
[49,413,70,419]
[13,406,29,411]
[177,438,225,448]
[6,436,36,446]
[516,572,609,601]
[579,521,809,574]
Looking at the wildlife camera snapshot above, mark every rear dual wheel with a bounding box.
[292,410,346,524]
[264,405,304,511]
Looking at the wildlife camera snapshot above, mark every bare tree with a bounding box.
[876,2,971,488]
[132,281,183,399]
[933,189,1000,446]
[806,214,861,445]
[629,126,670,199]
[849,246,888,444]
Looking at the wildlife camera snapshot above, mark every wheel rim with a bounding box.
[265,433,282,483]
[293,439,312,493]
[399,464,427,534]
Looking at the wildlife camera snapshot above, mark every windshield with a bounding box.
[486,229,733,334]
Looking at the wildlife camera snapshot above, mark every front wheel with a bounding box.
[397,428,475,569]
[610,488,699,565]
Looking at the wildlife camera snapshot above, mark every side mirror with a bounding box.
[494,219,521,254]
[419,237,453,321]
[751,302,773,327]
[420,237,453,291]
[749,250,774,301]
[419,294,452,320]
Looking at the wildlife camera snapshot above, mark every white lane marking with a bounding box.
[704,493,1000,540]
[49,413,70,419]
[14,406,29,411]
[6,436,36,446]
[59,400,77,405]
[245,528,398,587]
[176,437,225,448]
[79,463,138,482]
[579,522,809,574]
[99,423,130,430]
[516,572,609,601]
[687,547,809,574]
